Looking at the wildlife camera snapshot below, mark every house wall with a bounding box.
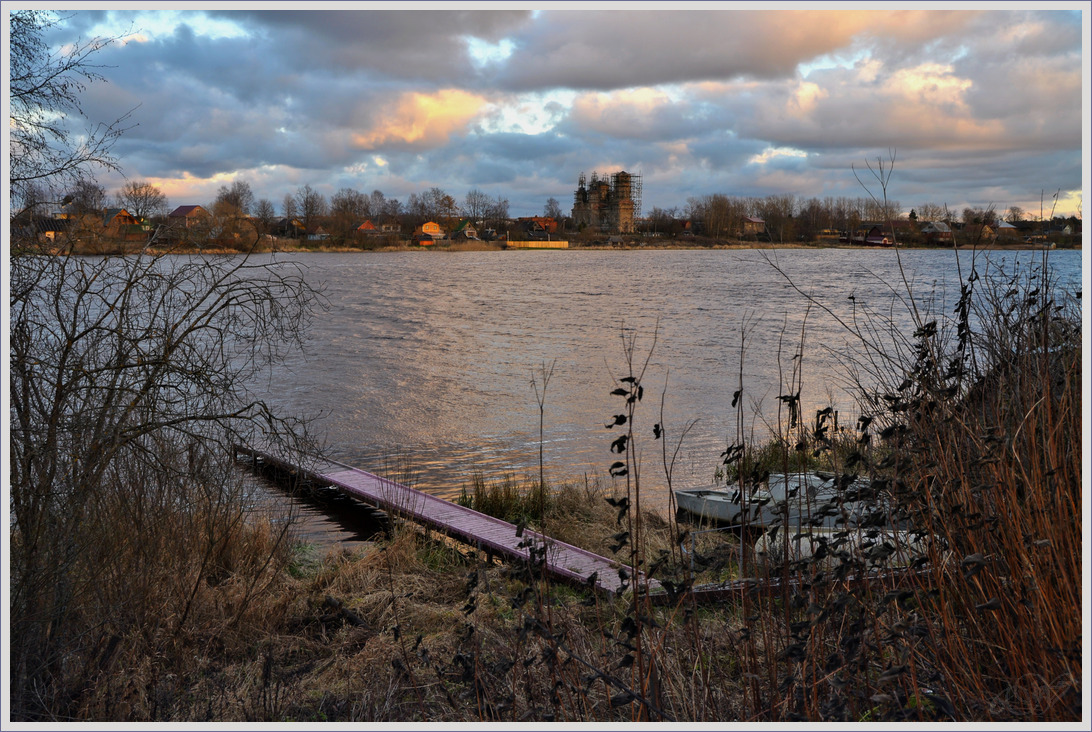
[419,222,443,236]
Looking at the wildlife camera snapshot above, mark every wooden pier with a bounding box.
[236,445,658,596]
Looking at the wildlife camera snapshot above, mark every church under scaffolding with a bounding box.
[571,170,642,233]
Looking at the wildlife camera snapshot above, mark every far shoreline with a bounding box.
[142,239,1079,256]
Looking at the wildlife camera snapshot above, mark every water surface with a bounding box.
[250,248,1080,529]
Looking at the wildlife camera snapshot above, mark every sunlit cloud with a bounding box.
[789,81,827,117]
[142,171,236,205]
[748,147,809,166]
[352,89,488,149]
[574,87,680,115]
[853,57,884,84]
[887,63,971,103]
[568,87,689,139]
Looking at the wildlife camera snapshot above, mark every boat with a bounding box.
[674,472,888,531]
[753,524,930,569]
[676,472,934,569]
[673,485,773,526]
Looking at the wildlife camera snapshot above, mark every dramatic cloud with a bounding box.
[352,89,489,150]
[17,5,1086,218]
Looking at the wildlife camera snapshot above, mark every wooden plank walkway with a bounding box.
[237,446,658,596]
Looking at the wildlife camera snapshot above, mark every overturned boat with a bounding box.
[676,472,934,569]
[674,472,894,531]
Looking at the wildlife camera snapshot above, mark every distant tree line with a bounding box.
[19,173,1081,249]
[671,194,1079,244]
[17,174,525,247]
[14,155,1079,249]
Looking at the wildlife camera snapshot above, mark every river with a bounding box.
[248,247,1081,543]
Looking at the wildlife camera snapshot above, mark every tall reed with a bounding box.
[748,248,1082,721]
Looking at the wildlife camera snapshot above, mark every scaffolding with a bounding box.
[572,170,642,233]
[611,171,642,220]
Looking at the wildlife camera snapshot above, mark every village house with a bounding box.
[305,225,330,242]
[864,225,892,246]
[413,221,444,245]
[919,221,953,244]
[101,208,144,241]
[515,216,558,240]
[10,208,70,242]
[168,205,211,229]
[274,218,306,238]
[518,216,559,234]
[867,220,916,245]
[961,223,996,245]
[740,216,766,238]
[995,220,1020,240]
[450,220,479,240]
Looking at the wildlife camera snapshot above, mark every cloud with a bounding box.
[563,87,733,146]
[493,9,985,92]
[351,89,489,150]
[209,9,531,82]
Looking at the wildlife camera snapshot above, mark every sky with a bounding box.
[9,2,1089,220]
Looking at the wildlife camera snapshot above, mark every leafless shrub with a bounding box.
[9,248,324,719]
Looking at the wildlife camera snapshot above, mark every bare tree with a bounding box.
[14,180,56,217]
[66,178,106,214]
[796,197,828,240]
[543,197,563,220]
[862,197,901,223]
[8,13,324,718]
[331,187,369,219]
[116,180,168,220]
[688,193,738,239]
[330,187,369,242]
[9,248,322,718]
[916,202,948,223]
[294,184,328,231]
[852,149,900,240]
[214,180,255,217]
[282,192,298,220]
[459,190,509,231]
[369,189,388,220]
[832,196,862,233]
[425,187,458,222]
[754,194,797,244]
[484,195,509,231]
[463,188,492,222]
[255,198,277,232]
[9,10,133,208]
[962,206,997,227]
[645,206,680,235]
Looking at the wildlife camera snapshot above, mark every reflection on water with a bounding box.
[249,248,1080,541]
